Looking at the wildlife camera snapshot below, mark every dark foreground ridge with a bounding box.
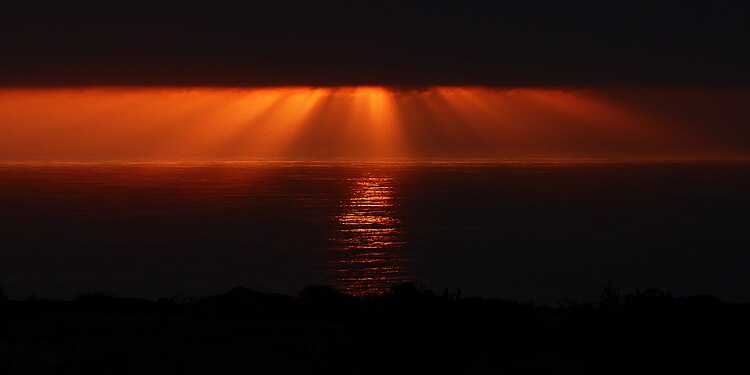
[1,284,748,374]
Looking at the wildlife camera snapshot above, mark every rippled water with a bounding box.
[332,176,407,295]
[1,161,749,303]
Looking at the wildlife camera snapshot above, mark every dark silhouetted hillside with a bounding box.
[1,283,748,374]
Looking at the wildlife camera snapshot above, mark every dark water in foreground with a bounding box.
[1,161,749,303]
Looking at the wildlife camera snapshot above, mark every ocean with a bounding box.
[1,160,748,303]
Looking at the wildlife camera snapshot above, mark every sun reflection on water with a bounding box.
[332,174,408,296]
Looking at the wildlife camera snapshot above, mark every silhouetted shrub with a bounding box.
[75,292,116,305]
[198,286,266,307]
[0,286,8,304]
[599,281,621,308]
[299,285,349,302]
[441,287,462,300]
[624,288,673,305]
[158,295,197,305]
[385,282,436,302]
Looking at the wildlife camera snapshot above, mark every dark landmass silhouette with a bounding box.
[1,283,748,374]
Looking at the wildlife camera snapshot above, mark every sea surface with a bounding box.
[1,161,749,303]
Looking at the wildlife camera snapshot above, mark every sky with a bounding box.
[0,1,748,160]
[1,1,748,87]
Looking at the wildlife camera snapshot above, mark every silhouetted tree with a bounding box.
[75,292,116,302]
[441,287,462,301]
[625,288,673,305]
[599,281,621,308]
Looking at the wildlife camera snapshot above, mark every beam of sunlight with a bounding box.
[351,87,403,157]
[0,87,744,161]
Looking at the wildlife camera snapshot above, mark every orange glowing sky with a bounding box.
[0,87,746,161]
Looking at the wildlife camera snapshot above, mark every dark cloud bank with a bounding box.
[0,1,748,87]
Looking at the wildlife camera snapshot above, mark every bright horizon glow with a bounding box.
[0,87,745,161]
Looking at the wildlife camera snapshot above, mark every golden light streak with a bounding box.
[0,87,737,161]
[350,87,403,157]
[331,174,407,296]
